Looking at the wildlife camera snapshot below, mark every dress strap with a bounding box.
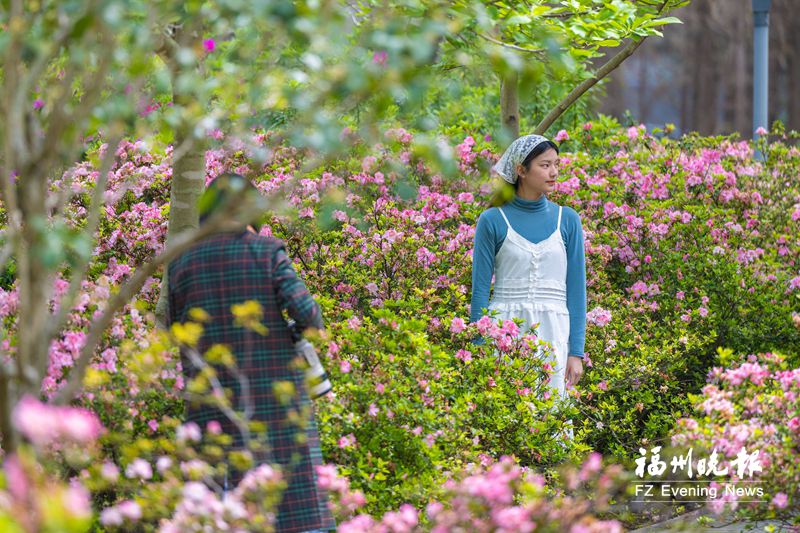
[498,208,512,229]
[556,206,563,231]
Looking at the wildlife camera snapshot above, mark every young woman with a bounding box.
[470,134,586,398]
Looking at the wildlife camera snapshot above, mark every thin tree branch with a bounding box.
[534,0,671,135]
[49,133,125,340]
[181,346,253,443]
[15,0,99,116]
[33,32,115,175]
[477,33,547,57]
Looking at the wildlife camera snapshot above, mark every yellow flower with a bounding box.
[231,300,269,336]
[170,322,204,347]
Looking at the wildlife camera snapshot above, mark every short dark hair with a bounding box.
[198,173,261,227]
[514,140,559,190]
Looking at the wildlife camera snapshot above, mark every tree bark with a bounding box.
[153,29,207,328]
[500,71,520,139]
[690,2,717,134]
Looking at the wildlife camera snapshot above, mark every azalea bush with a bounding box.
[315,309,583,514]
[2,329,291,533]
[323,454,626,532]
[671,348,800,526]
[1,121,799,527]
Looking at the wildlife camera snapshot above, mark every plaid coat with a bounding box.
[167,231,335,533]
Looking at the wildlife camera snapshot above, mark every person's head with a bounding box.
[198,173,264,230]
[492,134,560,199]
[513,140,559,196]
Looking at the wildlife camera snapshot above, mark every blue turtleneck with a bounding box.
[470,195,586,358]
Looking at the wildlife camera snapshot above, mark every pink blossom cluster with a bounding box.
[12,394,104,447]
[586,306,612,327]
[673,352,800,517]
[336,456,622,533]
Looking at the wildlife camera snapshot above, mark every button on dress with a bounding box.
[489,206,570,397]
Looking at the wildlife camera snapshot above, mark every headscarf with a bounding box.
[492,134,551,184]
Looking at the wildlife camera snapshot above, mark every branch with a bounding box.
[33,31,115,175]
[15,0,99,116]
[52,196,280,405]
[181,345,253,444]
[534,0,670,134]
[477,33,547,57]
[49,133,125,340]
[2,2,26,222]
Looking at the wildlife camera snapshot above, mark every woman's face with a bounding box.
[516,148,559,197]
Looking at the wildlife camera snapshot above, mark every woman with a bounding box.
[471,134,586,397]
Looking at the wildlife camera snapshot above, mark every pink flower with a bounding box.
[12,395,103,447]
[338,433,357,448]
[772,492,788,508]
[340,360,352,373]
[33,99,44,110]
[500,319,519,337]
[456,349,473,363]
[176,422,201,442]
[627,126,640,139]
[101,462,120,482]
[597,381,608,391]
[203,39,215,52]
[125,458,153,480]
[555,129,569,142]
[372,50,388,66]
[755,126,768,136]
[586,307,612,327]
[583,122,593,131]
[100,507,123,526]
[450,317,466,334]
[475,315,494,335]
[117,500,142,521]
[156,456,173,474]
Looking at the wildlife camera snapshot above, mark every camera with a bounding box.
[287,320,332,400]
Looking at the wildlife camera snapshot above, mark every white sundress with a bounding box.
[488,206,570,398]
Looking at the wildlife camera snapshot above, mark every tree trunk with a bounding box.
[691,2,717,134]
[16,165,53,393]
[500,71,520,139]
[154,75,207,328]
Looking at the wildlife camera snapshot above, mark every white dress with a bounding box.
[488,206,570,398]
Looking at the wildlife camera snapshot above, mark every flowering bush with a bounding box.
[671,349,800,526]
[314,309,583,513]
[1,121,799,527]
[325,455,625,532]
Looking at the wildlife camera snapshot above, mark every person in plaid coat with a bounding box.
[167,174,336,533]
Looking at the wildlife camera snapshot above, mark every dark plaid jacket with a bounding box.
[167,231,335,533]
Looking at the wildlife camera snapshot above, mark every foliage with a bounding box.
[0,121,799,526]
[326,455,626,532]
[672,349,800,527]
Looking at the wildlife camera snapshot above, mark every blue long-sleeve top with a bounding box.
[470,195,587,358]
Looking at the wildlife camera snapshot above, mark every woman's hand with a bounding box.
[566,356,584,388]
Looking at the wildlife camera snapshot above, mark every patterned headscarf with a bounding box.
[492,134,551,184]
